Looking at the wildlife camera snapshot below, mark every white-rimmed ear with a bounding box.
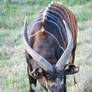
[64,64,79,75]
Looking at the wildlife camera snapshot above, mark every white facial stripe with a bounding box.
[31,83,36,91]
[46,81,51,92]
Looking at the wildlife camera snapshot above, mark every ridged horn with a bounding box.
[23,17,54,72]
[56,20,73,70]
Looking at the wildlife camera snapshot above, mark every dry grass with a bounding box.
[0,0,92,92]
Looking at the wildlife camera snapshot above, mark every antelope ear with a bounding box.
[64,64,79,75]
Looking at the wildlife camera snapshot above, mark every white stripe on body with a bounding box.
[29,2,68,52]
[30,9,67,45]
[30,19,66,46]
[29,20,64,51]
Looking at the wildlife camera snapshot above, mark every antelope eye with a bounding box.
[46,74,52,80]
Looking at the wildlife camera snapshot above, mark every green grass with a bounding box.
[0,0,92,92]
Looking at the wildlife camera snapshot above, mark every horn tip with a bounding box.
[24,16,27,24]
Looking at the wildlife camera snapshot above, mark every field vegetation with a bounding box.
[0,0,92,92]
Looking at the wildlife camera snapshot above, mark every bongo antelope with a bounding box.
[23,2,79,92]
